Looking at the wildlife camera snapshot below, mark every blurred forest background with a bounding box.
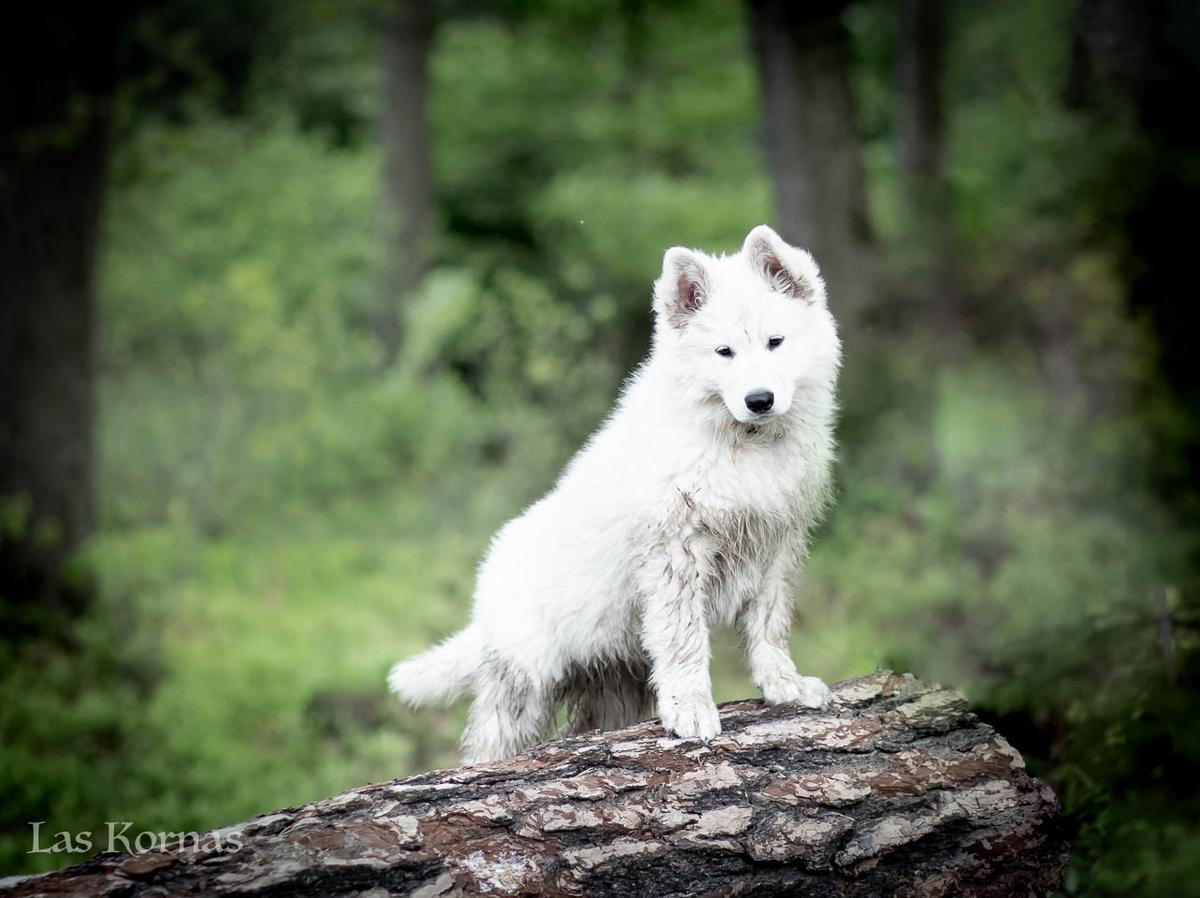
[2,0,1199,893]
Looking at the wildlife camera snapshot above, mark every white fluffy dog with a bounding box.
[389,224,841,764]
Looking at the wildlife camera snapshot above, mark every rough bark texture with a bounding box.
[0,672,1068,897]
[747,0,875,341]
[375,0,435,368]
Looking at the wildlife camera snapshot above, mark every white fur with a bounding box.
[389,225,842,763]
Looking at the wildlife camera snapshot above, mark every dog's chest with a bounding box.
[686,435,813,519]
[675,438,818,563]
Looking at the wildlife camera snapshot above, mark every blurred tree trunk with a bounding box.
[376,0,435,369]
[0,9,120,627]
[1066,0,1200,515]
[899,0,944,194]
[746,0,875,343]
[899,0,963,348]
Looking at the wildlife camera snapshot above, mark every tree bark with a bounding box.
[375,0,435,368]
[0,7,120,624]
[0,672,1068,897]
[746,0,876,342]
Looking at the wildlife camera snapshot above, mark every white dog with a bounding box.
[389,224,841,764]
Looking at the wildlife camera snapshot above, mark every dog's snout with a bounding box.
[745,390,774,414]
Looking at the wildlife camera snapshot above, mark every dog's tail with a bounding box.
[388,625,481,707]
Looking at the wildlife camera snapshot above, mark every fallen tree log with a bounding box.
[1,671,1068,897]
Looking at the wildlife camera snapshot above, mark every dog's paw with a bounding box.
[761,672,832,709]
[660,694,722,740]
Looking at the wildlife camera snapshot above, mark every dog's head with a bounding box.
[651,225,841,426]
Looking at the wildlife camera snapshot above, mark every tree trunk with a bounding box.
[0,672,1068,897]
[1066,0,1200,517]
[746,0,875,342]
[898,0,963,347]
[0,8,118,626]
[375,0,435,368]
[899,0,945,197]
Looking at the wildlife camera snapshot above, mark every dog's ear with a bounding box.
[653,246,711,329]
[742,225,825,304]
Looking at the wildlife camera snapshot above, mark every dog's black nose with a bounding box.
[745,390,774,413]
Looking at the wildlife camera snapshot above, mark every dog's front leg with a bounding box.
[637,531,721,740]
[738,550,831,709]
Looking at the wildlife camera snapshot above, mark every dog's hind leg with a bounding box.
[565,660,654,734]
[460,655,553,764]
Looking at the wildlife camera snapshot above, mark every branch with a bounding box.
[1,672,1068,897]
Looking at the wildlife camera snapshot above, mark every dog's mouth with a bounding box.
[713,394,783,426]
[735,413,778,434]
[732,408,778,425]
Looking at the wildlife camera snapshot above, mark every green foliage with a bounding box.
[2,0,1198,893]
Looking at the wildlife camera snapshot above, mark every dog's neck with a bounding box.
[731,416,788,446]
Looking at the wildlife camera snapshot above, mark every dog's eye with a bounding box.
[767,336,785,350]
[715,346,734,358]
